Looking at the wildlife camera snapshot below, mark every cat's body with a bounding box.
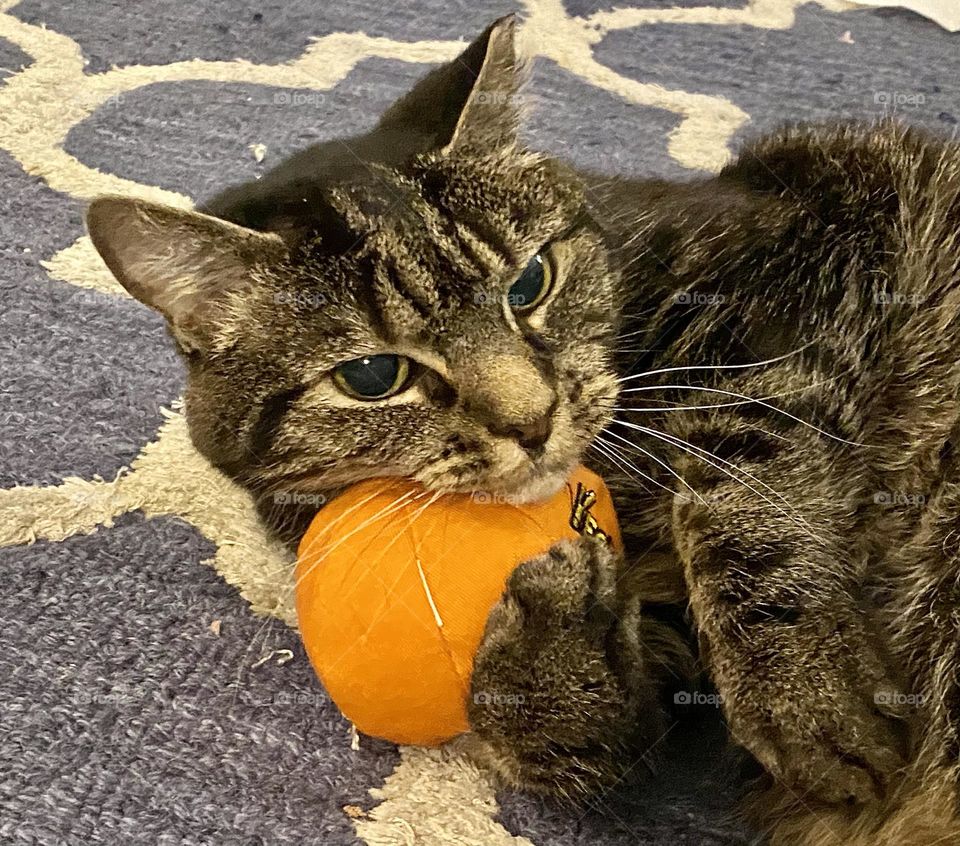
[86,17,960,844]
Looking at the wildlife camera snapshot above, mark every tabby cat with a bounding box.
[86,16,960,845]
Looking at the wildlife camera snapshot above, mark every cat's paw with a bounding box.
[467,537,666,797]
[719,621,907,805]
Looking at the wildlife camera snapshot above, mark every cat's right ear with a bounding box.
[376,14,522,153]
[86,196,287,354]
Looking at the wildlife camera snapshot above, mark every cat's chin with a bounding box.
[489,466,572,504]
[416,455,575,505]
[469,456,577,505]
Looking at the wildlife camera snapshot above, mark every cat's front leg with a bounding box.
[466,535,687,797]
[672,430,907,804]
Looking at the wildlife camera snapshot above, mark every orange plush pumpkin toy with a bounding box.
[295,465,622,746]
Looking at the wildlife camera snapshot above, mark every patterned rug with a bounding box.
[2,1,958,843]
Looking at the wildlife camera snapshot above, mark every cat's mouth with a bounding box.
[414,388,609,502]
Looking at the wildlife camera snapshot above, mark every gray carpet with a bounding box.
[1,1,957,844]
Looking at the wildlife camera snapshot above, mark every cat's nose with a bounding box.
[457,352,557,456]
[487,412,554,456]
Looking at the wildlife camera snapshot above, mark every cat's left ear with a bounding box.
[86,196,287,354]
[377,14,523,153]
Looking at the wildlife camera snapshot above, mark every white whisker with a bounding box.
[615,420,824,543]
[590,440,675,500]
[617,383,868,447]
[617,420,793,510]
[600,430,707,507]
[615,343,813,383]
[292,489,424,589]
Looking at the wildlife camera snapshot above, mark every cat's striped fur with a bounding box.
[87,17,960,844]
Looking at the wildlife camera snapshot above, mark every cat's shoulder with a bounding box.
[721,119,960,201]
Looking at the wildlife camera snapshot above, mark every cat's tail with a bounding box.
[745,773,960,846]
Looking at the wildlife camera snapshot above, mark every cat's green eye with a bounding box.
[508,254,553,314]
[333,354,410,400]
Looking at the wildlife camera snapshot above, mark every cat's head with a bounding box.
[87,16,621,541]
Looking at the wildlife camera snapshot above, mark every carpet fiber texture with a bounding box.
[1,1,958,844]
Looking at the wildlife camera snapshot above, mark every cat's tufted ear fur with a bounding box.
[199,17,524,239]
[377,14,523,153]
[86,196,287,354]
